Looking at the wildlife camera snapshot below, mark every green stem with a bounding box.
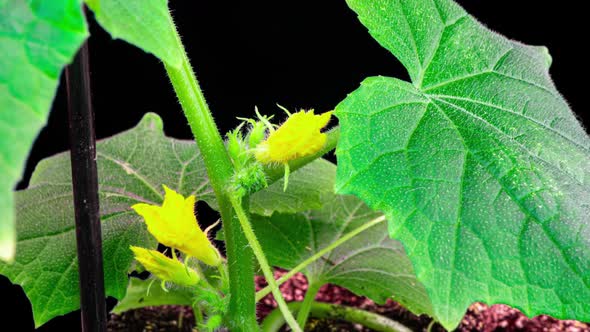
[296,281,321,328]
[217,262,229,292]
[219,200,258,331]
[256,215,386,301]
[164,13,257,331]
[230,195,302,332]
[194,267,213,290]
[426,319,436,332]
[261,302,412,332]
[178,309,185,330]
[193,302,204,328]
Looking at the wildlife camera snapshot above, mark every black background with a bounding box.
[1,0,588,330]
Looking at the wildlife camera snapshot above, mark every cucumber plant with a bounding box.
[0,0,588,331]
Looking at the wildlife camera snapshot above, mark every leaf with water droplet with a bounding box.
[337,0,590,328]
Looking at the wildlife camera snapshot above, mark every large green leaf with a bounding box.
[111,277,193,314]
[85,0,182,67]
[336,0,590,329]
[0,113,215,327]
[253,160,434,318]
[0,0,88,262]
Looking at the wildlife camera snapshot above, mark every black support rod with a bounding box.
[65,41,107,332]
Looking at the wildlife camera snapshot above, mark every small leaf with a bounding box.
[112,277,193,314]
[253,160,434,318]
[0,0,88,262]
[0,113,214,327]
[337,0,590,329]
[85,0,182,67]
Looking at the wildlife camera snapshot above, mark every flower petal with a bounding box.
[255,110,332,163]
[130,186,222,266]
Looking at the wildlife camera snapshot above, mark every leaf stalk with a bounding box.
[256,215,386,301]
[229,195,302,332]
[296,280,321,328]
[261,301,412,332]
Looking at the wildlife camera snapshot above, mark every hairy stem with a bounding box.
[261,302,412,332]
[193,302,204,328]
[296,281,321,328]
[256,215,386,301]
[230,195,302,332]
[164,12,257,331]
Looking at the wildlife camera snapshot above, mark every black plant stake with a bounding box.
[65,40,107,332]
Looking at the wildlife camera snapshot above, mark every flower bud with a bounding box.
[248,121,267,148]
[130,246,200,286]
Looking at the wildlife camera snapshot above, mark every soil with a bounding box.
[108,305,195,332]
[108,270,590,332]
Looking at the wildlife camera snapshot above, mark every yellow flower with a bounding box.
[132,186,222,266]
[130,246,200,286]
[254,110,332,164]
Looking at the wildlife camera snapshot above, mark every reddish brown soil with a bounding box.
[256,270,589,332]
[107,270,590,331]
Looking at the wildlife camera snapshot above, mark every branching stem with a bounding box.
[162,8,342,331]
[164,11,257,331]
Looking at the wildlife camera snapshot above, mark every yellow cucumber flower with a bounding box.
[132,185,222,266]
[130,246,200,286]
[254,110,332,164]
